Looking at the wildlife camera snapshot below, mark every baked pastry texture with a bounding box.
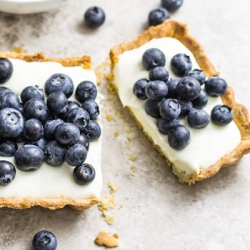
[110,19,250,184]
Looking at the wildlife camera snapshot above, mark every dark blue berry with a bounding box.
[47,91,68,117]
[32,230,57,250]
[187,109,210,128]
[0,160,16,186]
[75,81,97,103]
[23,118,44,141]
[0,91,21,110]
[171,54,192,77]
[159,99,181,120]
[0,108,24,137]
[21,85,44,104]
[59,101,80,121]
[65,144,87,166]
[192,89,208,109]
[84,6,105,28]
[177,98,193,117]
[0,58,13,84]
[185,69,206,85]
[205,77,228,97]
[148,8,170,26]
[162,0,183,12]
[74,133,89,150]
[168,125,190,150]
[82,120,101,141]
[142,48,166,71]
[211,105,233,125]
[44,140,66,166]
[145,99,163,118]
[44,118,64,140]
[158,118,179,135]
[15,145,44,171]
[0,86,11,98]
[149,66,169,82]
[73,163,95,185]
[0,138,17,157]
[13,132,26,143]
[82,100,100,120]
[145,80,168,100]
[25,137,47,150]
[176,76,201,100]
[133,79,149,100]
[55,122,80,145]
[166,78,180,99]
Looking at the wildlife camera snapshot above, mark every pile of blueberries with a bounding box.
[0,58,101,187]
[133,48,233,150]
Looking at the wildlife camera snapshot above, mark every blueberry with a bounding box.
[75,81,97,103]
[166,78,180,99]
[176,76,201,101]
[45,73,74,98]
[66,107,90,131]
[205,77,228,97]
[44,118,64,140]
[171,54,192,77]
[185,69,206,85]
[0,58,13,84]
[177,98,193,118]
[0,86,11,98]
[211,105,233,125]
[55,122,80,145]
[0,91,21,110]
[82,120,101,141]
[13,132,26,143]
[15,145,44,171]
[159,99,181,120]
[145,80,168,100]
[162,0,183,12]
[84,6,105,28]
[73,163,95,185]
[21,85,44,104]
[133,79,148,100]
[47,91,68,117]
[44,140,66,166]
[23,118,44,141]
[65,144,87,166]
[148,7,170,26]
[168,125,190,150]
[0,108,24,137]
[149,66,169,82]
[74,133,89,150]
[187,109,210,128]
[32,230,57,250]
[25,137,47,150]
[0,160,16,186]
[0,138,17,157]
[158,118,179,135]
[145,99,163,118]
[192,89,208,109]
[59,101,80,121]
[82,100,100,120]
[142,48,166,71]
[24,98,49,124]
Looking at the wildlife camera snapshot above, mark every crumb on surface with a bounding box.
[106,114,113,122]
[105,97,112,102]
[117,113,123,119]
[127,135,135,141]
[128,155,137,161]
[12,47,23,53]
[104,73,113,81]
[113,233,119,239]
[108,181,119,194]
[127,144,131,150]
[98,195,116,211]
[94,231,119,248]
[107,84,116,94]
[103,211,116,225]
[131,164,137,172]
[114,132,119,138]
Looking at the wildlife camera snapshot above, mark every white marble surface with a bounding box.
[0,0,250,249]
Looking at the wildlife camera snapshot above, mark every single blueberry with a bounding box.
[82,100,100,120]
[149,66,169,82]
[25,137,47,150]
[84,6,106,28]
[166,78,180,99]
[145,80,168,100]
[192,89,208,109]
[158,118,179,135]
[168,125,190,150]
[162,0,183,12]
[44,118,64,140]
[148,7,170,26]
[13,132,26,143]
[59,101,80,121]
[145,98,163,118]
[0,138,18,157]
[15,145,44,171]
[55,122,80,145]
[73,163,95,185]
[142,48,166,71]
[205,77,228,97]
[185,69,206,85]
[177,98,193,118]
[0,160,16,186]
[0,58,13,84]
[82,120,101,141]
[47,91,68,117]
[32,230,57,250]
[45,73,74,98]
[171,54,192,77]
[0,86,11,99]
[23,118,44,141]
[159,99,181,120]
[133,79,149,100]
[0,91,21,110]
[211,105,233,126]
[65,144,88,166]
[21,85,44,104]
[75,81,97,103]
[187,109,210,128]
[74,133,89,151]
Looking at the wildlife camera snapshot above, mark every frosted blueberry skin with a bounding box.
[145,80,168,100]
[158,118,179,135]
[23,118,44,141]
[59,101,80,121]
[166,78,180,99]
[142,48,166,71]
[65,144,88,166]
[0,91,22,111]
[162,0,183,12]
[73,163,95,185]
[0,58,13,84]
[75,81,97,103]
[0,160,16,186]
[25,137,47,151]
[149,66,169,82]
[205,77,228,97]
[211,105,233,126]
[192,89,208,109]
[0,86,11,99]
[168,125,190,150]
[82,120,101,142]
[55,122,80,145]
[73,133,89,151]
[44,118,64,141]
[13,132,26,143]
[185,69,206,86]
[159,99,181,120]
[171,53,192,77]
[145,99,163,118]
[21,85,44,104]
[148,7,170,27]
[32,230,57,250]
[47,91,68,117]
[84,6,106,28]
[187,109,210,129]
[133,79,149,100]
[0,139,17,157]
[177,98,193,118]
[82,99,100,120]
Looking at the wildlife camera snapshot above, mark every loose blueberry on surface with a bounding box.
[74,133,89,151]
[0,138,18,157]
[205,77,228,97]
[192,89,208,109]
[161,0,183,12]
[142,48,166,71]
[148,7,170,27]
[0,108,24,138]
[0,160,16,186]
[166,78,180,99]
[168,125,190,150]
[55,122,80,145]
[44,140,66,166]
[44,118,64,140]
[65,144,87,166]
[145,80,168,100]
[171,54,192,77]
[158,118,179,135]
[0,58,13,84]
[145,98,163,118]
[82,120,101,141]
[23,118,44,141]
[0,91,21,110]
[32,230,57,250]
[0,86,11,98]
[211,105,233,125]
[47,91,68,117]
[15,145,44,171]
[185,69,206,85]
[84,6,105,28]
[25,137,47,150]
[187,109,210,128]
[45,73,74,98]
[133,79,149,100]
[82,99,100,120]
[21,85,44,104]
[159,99,181,120]
[75,81,97,103]
[176,76,201,101]
[177,98,193,117]
[149,66,169,82]
[59,101,80,121]
[73,163,95,185]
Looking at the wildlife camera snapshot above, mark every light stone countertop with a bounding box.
[0,0,250,249]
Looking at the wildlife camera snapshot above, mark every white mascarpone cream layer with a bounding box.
[113,37,241,174]
[0,59,102,199]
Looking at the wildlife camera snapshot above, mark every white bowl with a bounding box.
[0,0,68,14]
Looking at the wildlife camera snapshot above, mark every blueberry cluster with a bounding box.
[133,48,233,150]
[0,58,100,187]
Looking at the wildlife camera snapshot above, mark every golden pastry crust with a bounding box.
[94,231,119,248]
[110,19,250,184]
[0,51,98,210]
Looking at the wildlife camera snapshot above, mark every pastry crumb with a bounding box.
[98,195,116,211]
[107,84,116,94]
[105,97,112,102]
[103,211,116,225]
[123,128,131,134]
[117,113,123,119]
[114,132,119,138]
[12,47,23,53]
[128,155,137,161]
[108,181,119,194]
[131,164,137,172]
[119,205,123,209]
[106,114,113,122]
[127,144,131,150]
[94,231,119,248]
[127,135,135,141]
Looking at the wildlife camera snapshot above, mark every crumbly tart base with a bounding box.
[0,51,98,210]
[110,19,250,184]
